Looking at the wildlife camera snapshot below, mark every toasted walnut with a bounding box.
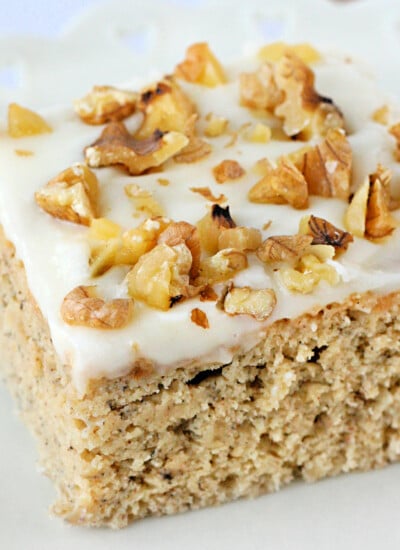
[345,166,397,239]
[197,249,248,285]
[191,308,209,329]
[126,243,192,310]
[74,85,137,125]
[61,286,133,329]
[240,63,283,112]
[248,158,308,209]
[175,42,227,87]
[389,123,400,161]
[89,217,169,276]
[372,105,390,126]
[204,114,229,137]
[35,163,98,226]
[125,184,165,217]
[257,234,313,263]
[197,204,237,254]
[159,221,201,278]
[243,123,272,143]
[199,286,218,302]
[258,42,321,64]
[190,186,226,204]
[366,168,398,238]
[213,159,245,184]
[223,286,276,321]
[174,133,212,163]
[218,227,262,252]
[280,253,339,294]
[298,128,352,199]
[274,54,344,138]
[8,103,52,138]
[85,122,188,175]
[299,215,353,255]
[135,79,196,139]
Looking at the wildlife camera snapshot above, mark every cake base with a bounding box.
[2,225,400,528]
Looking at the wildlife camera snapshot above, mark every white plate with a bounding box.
[2,0,400,547]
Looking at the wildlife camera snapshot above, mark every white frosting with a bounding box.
[1,54,400,394]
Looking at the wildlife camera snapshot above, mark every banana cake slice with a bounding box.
[2,42,400,528]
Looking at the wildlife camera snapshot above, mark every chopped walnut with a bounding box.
[213,159,245,183]
[61,286,133,329]
[240,63,283,112]
[191,308,209,329]
[223,286,276,321]
[175,42,227,87]
[218,226,262,252]
[372,105,390,126]
[199,286,218,302]
[280,253,339,294]
[274,54,344,139]
[299,215,353,255]
[190,186,227,204]
[204,114,229,137]
[74,85,137,125]
[158,221,201,278]
[297,129,352,199]
[197,204,236,254]
[85,122,188,175]
[126,243,193,310]
[157,178,170,186]
[8,103,52,138]
[389,123,400,161]
[35,163,98,226]
[125,184,165,217]
[243,123,272,143]
[174,134,212,163]
[135,79,196,139]
[345,165,398,239]
[196,249,248,285]
[257,234,313,263]
[248,158,308,209]
[258,42,321,64]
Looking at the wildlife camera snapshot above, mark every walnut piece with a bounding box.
[258,42,321,64]
[257,234,313,263]
[389,123,400,161]
[213,159,245,183]
[174,134,212,163]
[61,286,133,329]
[300,214,353,255]
[218,227,262,252]
[243,123,272,143]
[197,204,236,254]
[74,85,137,125]
[8,103,52,138]
[190,186,227,204]
[199,286,218,302]
[240,63,283,112]
[85,122,188,175]
[372,105,390,126]
[191,308,209,329]
[175,42,227,87]
[223,286,276,321]
[299,128,352,199]
[248,158,308,209]
[126,243,192,310]
[125,184,165,217]
[280,253,339,294]
[35,163,98,226]
[158,221,201,278]
[274,54,344,139]
[204,114,229,137]
[197,249,248,285]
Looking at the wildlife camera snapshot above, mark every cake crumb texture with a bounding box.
[1,225,400,528]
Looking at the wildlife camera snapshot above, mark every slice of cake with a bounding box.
[2,41,400,528]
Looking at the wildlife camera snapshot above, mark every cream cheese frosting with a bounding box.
[1,51,400,393]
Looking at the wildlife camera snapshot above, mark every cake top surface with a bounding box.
[1,42,400,393]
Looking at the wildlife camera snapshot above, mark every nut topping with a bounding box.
[258,42,321,64]
[35,163,98,226]
[218,227,262,252]
[175,42,227,87]
[61,286,133,329]
[85,122,188,175]
[223,286,276,321]
[74,85,137,125]
[190,186,227,204]
[213,159,245,183]
[248,158,308,209]
[197,204,236,254]
[389,123,400,161]
[300,215,353,255]
[257,234,313,264]
[191,308,209,329]
[240,63,283,112]
[8,103,52,138]
[158,221,201,278]
[196,248,248,285]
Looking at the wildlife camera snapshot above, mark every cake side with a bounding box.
[2,224,400,528]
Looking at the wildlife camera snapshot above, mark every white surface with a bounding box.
[2,0,400,547]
